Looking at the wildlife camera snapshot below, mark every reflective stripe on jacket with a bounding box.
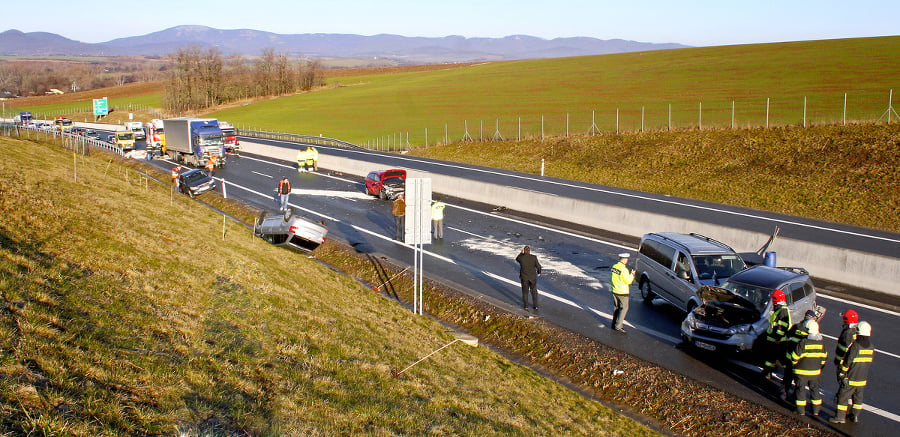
[790,336,827,376]
[840,339,874,387]
[610,261,634,295]
[834,325,857,366]
[765,305,792,343]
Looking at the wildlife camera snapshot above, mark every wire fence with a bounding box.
[361,89,900,152]
[1,104,163,123]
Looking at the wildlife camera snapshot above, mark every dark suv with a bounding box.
[681,265,820,353]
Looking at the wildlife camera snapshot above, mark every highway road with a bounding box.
[132,135,899,436]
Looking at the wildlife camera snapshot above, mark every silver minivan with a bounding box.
[635,232,747,312]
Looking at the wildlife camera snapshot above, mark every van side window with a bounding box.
[640,239,676,268]
[675,252,693,281]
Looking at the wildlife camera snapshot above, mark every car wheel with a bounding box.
[379,189,387,200]
[640,279,655,303]
[283,207,293,222]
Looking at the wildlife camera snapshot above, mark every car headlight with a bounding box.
[727,324,753,335]
[683,312,696,329]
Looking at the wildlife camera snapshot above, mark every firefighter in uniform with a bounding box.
[610,253,635,333]
[834,309,859,381]
[761,289,792,380]
[782,309,817,402]
[830,321,874,424]
[789,319,827,416]
[308,146,319,171]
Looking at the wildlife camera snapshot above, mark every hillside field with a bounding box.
[0,135,657,435]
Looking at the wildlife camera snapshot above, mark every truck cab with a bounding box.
[124,122,146,140]
[115,131,135,151]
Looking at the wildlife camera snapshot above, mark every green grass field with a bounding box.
[207,36,900,145]
[0,134,658,436]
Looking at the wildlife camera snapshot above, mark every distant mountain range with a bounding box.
[0,25,689,62]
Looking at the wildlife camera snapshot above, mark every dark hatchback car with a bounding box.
[84,130,101,139]
[177,169,216,197]
[365,169,406,200]
[681,265,821,353]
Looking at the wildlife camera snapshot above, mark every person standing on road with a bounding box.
[205,155,216,176]
[392,194,406,241]
[171,166,181,188]
[830,321,875,424]
[834,309,859,380]
[761,289,792,380]
[609,253,635,333]
[277,177,292,211]
[431,199,446,240]
[782,309,817,402]
[789,319,827,416]
[515,246,542,311]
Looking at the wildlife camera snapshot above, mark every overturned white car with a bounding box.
[254,208,328,254]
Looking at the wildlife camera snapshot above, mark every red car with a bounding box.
[365,169,406,200]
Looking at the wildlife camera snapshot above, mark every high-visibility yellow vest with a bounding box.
[610,261,634,295]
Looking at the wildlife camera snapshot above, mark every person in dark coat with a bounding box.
[515,246,542,311]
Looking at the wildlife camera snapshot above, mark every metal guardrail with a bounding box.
[0,121,125,156]
[237,129,362,149]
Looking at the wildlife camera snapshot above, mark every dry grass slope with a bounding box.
[0,136,656,435]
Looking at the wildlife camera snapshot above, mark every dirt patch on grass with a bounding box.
[311,239,833,437]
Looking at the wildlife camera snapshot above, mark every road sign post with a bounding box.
[92,98,108,120]
[405,178,432,314]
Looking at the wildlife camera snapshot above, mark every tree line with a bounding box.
[163,46,325,113]
[0,59,164,97]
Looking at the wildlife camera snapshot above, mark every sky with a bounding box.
[4,0,898,47]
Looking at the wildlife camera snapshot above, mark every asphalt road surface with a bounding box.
[142,138,898,437]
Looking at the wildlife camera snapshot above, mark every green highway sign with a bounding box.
[93,98,108,116]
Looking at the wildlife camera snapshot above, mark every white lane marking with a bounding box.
[817,292,900,317]
[232,154,900,359]
[178,161,900,424]
[291,189,372,200]
[314,147,900,245]
[450,204,633,251]
[252,171,273,178]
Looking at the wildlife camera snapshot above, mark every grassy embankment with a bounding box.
[204,36,900,141]
[0,135,657,435]
[8,36,899,232]
[205,36,900,232]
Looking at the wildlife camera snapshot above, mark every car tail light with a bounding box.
[289,226,298,234]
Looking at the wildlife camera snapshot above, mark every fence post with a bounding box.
[803,96,807,128]
[641,106,645,133]
[843,93,847,125]
[616,108,619,135]
[698,101,702,130]
[731,101,735,129]
[668,104,671,131]
[518,117,521,140]
[541,115,544,140]
[766,98,770,129]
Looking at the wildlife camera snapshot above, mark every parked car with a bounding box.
[84,130,100,139]
[681,265,822,353]
[71,127,86,135]
[365,169,406,200]
[177,169,216,197]
[106,134,116,143]
[636,232,747,313]
[254,208,328,254]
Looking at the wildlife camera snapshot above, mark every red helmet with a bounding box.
[842,309,859,325]
[771,289,786,305]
